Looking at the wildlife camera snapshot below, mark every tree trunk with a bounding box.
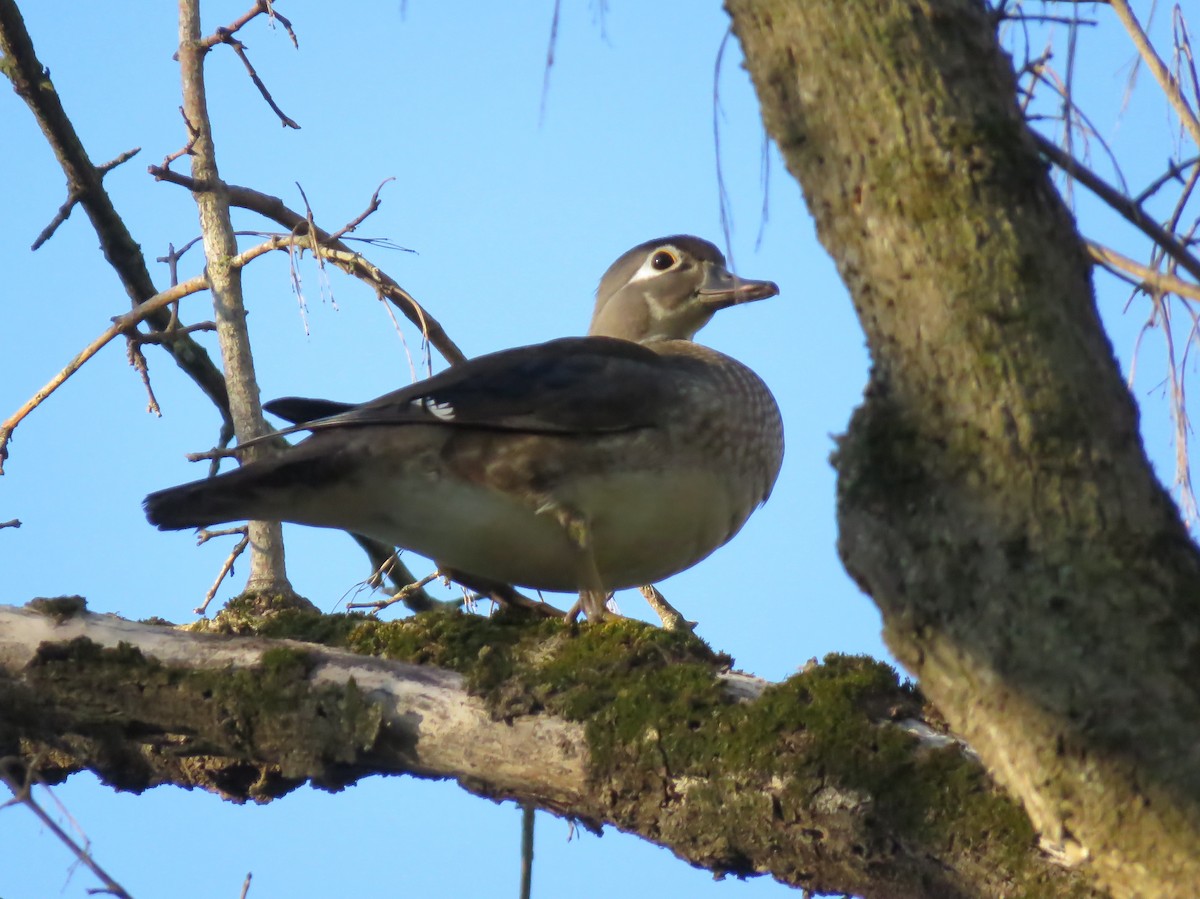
[726,2,1200,897]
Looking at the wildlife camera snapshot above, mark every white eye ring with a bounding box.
[628,246,682,283]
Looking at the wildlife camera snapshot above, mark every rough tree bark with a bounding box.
[726,2,1200,897]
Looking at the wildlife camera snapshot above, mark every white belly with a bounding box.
[300,467,745,593]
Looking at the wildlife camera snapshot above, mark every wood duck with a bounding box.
[145,236,784,619]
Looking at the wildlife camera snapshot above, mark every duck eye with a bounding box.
[651,251,677,271]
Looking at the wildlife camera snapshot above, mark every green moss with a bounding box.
[223,589,318,615]
[26,595,88,620]
[520,619,729,763]
[25,634,381,798]
[248,610,367,645]
[258,645,316,679]
[472,636,1035,881]
[344,607,566,697]
[173,603,1036,874]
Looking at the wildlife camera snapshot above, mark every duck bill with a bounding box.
[696,263,780,311]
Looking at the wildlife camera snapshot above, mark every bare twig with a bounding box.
[239,872,253,899]
[0,519,21,529]
[97,147,142,175]
[196,526,251,545]
[538,0,561,124]
[0,761,133,899]
[1088,241,1200,304]
[1000,12,1099,27]
[201,0,296,50]
[479,584,567,619]
[196,2,300,128]
[1027,63,1130,196]
[202,0,268,46]
[0,4,231,424]
[713,27,736,268]
[346,572,441,613]
[1135,155,1200,205]
[350,535,441,611]
[1174,11,1200,149]
[0,237,293,474]
[185,446,243,463]
[160,107,200,169]
[219,33,300,129]
[195,531,251,616]
[1109,0,1200,149]
[147,166,467,365]
[520,805,535,899]
[30,148,141,251]
[125,338,162,417]
[133,322,218,343]
[328,178,395,242]
[378,287,428,382]
[1033,131,1200,284]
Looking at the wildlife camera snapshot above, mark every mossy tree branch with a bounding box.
[0,600,1101,899]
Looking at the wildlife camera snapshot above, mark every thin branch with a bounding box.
[133,322,218,343]
[202,0,268,46]
[30,148,141,251]
[328,178,395,242]
[125,338,161,417]
[197,1,301,128]
[0,762,133,899]
[1172,10,1200,150]
[0,237,291,474]
[0,1,231,425]
[201,0,296,50]
[217,33,300,129]
[538,0,561,124]
[1033,131,1200,284]
[0,519,21,530]
[1000,13,1099,27]
[346,571,441,613]
[465,581,568,619]
[1027,63,1130,196]
[1088,241,1200,303]
[349,536,443,612]
[519,805,534,899]
[1135,155,1200,204]
[147,166,467,365]
[161,106,200,169]
[1109,0,1200,149]
[195,531,251,616]
[196,526,252,544]
[713,27,736,268]
[186,445,243,464]
[97,147,142,175]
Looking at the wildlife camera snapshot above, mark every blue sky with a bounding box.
[0,3,1189,897]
